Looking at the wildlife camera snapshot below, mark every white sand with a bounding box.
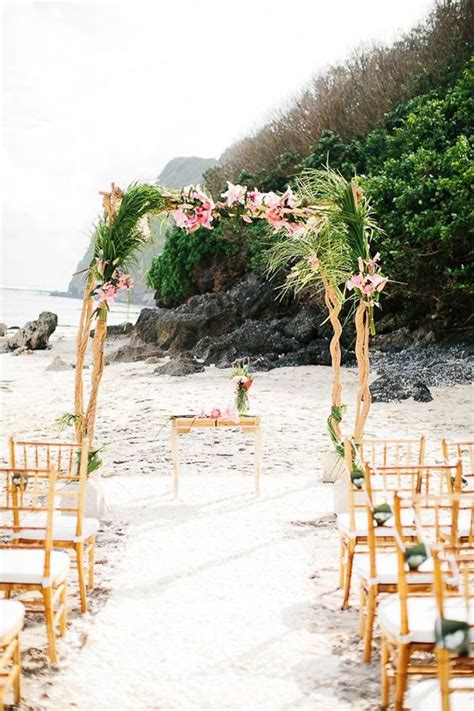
[0,335,472,710]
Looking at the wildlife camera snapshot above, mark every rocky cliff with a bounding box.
[65,155,216,303]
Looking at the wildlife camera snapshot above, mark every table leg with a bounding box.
[171,427,179,498]
[254,426,262,496]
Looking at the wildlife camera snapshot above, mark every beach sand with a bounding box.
[0,334,472,710]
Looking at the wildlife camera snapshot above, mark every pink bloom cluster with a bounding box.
[171,185,215,233]
[346,253,387,301]
[194,405,240,422]
[95,270,134,306]
[221,182,307,237]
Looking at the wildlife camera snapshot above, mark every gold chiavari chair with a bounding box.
[0,467,69,663]
[0,600,24,710]
[356,463,461,662]
[379,492,474,711]
[339,437,426,609]
[442,440,474,489]
[9,437,98,612]
[407,547,474,711]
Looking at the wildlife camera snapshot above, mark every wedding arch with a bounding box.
[70,168,387,470]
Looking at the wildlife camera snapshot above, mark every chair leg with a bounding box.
[363,586,377,662]
[359,581,366,636]
[76,544,88,613]
[43,588,57,664]
[394,644,410,711]
[342,543,355,609]
[13,633,22,704]
[436,648,450,711]
[59,581,67,637]
[380,634,390,709]
[88,539,95,589]
[339,536,345,588]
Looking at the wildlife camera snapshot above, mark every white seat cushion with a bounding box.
[379,595,474,644]
[0,600,25,643]
[0,549,70,586]
[408,678,474,711]
[14,513,99,542]
[354,553,434,585]
[337,510,415,538]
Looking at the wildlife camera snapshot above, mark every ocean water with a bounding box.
[0,287,142,336]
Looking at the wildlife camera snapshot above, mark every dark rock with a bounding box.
[282,308,319,344]
[154,354,205,376]
[371,327,412,353]
[91,322,133,338]
[193,319,299,367]
[106,343,162,364]
[0,323,6,337]
[46,356,73,371]
[370,374,413,403]
[274,339,331,368]
[228,273,297,321]
[412,381,433,402]
[135,292,238,352]
[8,312,57,350]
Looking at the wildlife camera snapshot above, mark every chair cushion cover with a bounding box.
[378,594,474,644]
[408,677,474,711]
[354,553,433,585]
[14,513,99,542]
[0,549,70,586]
[0,600,25,643]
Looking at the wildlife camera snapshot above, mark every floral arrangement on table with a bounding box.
[231,361,254,414]
[192,405,240,422]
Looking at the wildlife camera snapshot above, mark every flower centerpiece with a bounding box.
[231,360,254,415]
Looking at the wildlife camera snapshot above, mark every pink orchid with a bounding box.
[265,206,287,231]
[346,273,364,291]
[221,182,247,207]
[210,407,222,419]
[281,186,297,208]
[366,273,387,292]
[246,188,264,212]
[263,191,282,209]
[362,283,376,297]
[171,207,189,229]
[117,273,133,290]
[96,282,117,305]
[285,221,305,237]
[308,254,319,272]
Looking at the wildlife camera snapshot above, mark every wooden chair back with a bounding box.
[343,437,426,533]
[9,438,90,540]
[432,546,474,711]
[442,440,474,487]
[0,467,58,582]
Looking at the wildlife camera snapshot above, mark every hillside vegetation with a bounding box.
[148,1,473,336]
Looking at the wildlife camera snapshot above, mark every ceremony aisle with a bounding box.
[0,343,470,710]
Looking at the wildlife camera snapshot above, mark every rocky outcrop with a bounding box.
[154,354,205,376]
[130,274,331,370]
[8,312,58,351]
[0,323,6,337]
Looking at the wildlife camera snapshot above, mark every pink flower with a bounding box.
[281,186,297,208]
[117,273,133,290]
[285,221,305,237]
[362,283,376,297]
[221,182,247,207]
[346,273,364,291]
[246,188,264,212]
[210,407,221,419]
[265,206,286,231]
[171,207,189,229]
[308,254,319,272]
[367,273,387,292]
[263,191,282,209]
[367,252,381,274]
[96,282,117,305]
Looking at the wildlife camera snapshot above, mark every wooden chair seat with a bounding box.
[0,600,24,643]
[0,549,69,586]
[408,678,474,711]
[14,512,99,543]
[354,553,434,586]
[379,595,474,645]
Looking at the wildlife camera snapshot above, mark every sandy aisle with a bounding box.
[0,339,472,710]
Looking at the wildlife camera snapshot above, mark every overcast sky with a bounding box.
[2,0,434,290]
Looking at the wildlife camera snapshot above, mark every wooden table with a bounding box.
[170,416,262,497]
